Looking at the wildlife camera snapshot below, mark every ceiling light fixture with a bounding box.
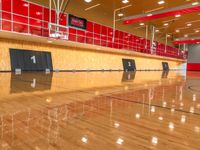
[140,23,145,26]
[84,0,92,3]
[158,0,165,5]
[164,23,169,26]
[118,13,124,17]
[192,2,199,5]
[122,0,129,4]
[187,23,192,26]
[175,14,181,17]
[147,13,153,16]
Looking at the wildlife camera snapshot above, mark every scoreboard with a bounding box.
[68,14,87,30]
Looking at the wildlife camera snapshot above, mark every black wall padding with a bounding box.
[10,49,53,71]
[162,62,169,71]
[122,59,136,72]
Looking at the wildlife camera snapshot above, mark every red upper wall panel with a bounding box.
[86,21,93,32]
[29,3,43,20]
[2,0,11,12]
[13,0,28,16]
[173,39,200,44]
[124,5,200,24]
[59,13,67,26]
[94,24,101,34]
[187,63,200,71]
[0,0,186,59]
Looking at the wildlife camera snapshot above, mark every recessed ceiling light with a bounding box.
[140,23,145,26]
[187,23,192,26]
[156,29,159,32]
[147,13,153,16]
[175,14,181,17]
[158,0,165,5]
[118,13,124,17]
[176,29,180,33]
[84,0,92,3]
[164,23,169,26]
[122,0,129,4]
[192,2,199,5]
[195,30,199,33]
[184,34,188,37]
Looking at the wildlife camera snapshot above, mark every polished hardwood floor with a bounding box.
[0,71,199,150]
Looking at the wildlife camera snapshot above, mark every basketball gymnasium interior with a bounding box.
[0,0,199,149]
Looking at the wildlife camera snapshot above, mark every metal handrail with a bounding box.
[0,9,186,59]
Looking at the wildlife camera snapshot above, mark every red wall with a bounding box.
[187,64,200,71]
[0,0,186,59]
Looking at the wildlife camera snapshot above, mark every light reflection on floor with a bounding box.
[0,71,199,150]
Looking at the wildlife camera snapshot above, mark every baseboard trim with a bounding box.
[0,69,184,73]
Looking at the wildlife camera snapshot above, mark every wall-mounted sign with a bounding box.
[10,49,53,71]
[68,14,87,30]
[122,59,136,72]
[162,62,169,71]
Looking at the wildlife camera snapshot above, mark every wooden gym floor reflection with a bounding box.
[0,71,199,150]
